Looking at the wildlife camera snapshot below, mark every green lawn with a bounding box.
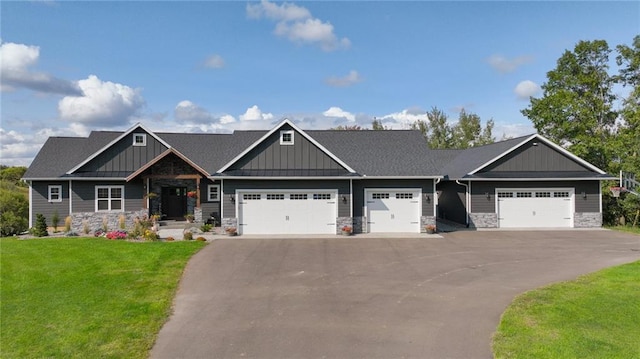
[0,237,206,358]
[607,225,640,235]
[493,260,640,358]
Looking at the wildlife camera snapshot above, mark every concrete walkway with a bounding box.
[151,230,640,359]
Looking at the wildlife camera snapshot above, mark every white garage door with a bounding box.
[366,189,421,233]
[497,189,574,228]
[238,190,337,235]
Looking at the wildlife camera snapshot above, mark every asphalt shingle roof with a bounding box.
[23,128,544,180]
[433,135,532,179]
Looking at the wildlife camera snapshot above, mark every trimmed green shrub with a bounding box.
[31,214,49,237]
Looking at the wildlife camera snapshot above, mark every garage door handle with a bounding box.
[286,215,289,220]
[367,201,374,204]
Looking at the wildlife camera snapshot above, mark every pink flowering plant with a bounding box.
[105,230,128,240]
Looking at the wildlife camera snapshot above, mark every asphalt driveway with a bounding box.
[151,230,640,359]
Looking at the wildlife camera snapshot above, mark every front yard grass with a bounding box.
[0,237,206,358]
[493,260,640,358]
[607,225,640,235]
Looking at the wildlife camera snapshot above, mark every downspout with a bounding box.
[455,180,470,226]
[69,180,73,216]
[29,181,33,228]
[434,178,441,218]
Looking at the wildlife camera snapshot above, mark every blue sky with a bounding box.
[1,1,638,166]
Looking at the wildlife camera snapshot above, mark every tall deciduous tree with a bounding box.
[451,109,495,149]
[521,40,617,170]
[614,35,640,175]
[410,107,493,149]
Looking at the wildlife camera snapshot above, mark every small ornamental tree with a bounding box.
[32,214,49,237]
[52,211,60,232]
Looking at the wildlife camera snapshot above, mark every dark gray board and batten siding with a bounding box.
[228,124,348,174]
[480,139,592,173]
[222,179,351,218]
[76,130,168,173]
[470,181,600,213]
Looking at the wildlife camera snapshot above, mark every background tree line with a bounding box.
[0,166,29,236]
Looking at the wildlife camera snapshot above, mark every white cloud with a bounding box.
[0,40,82,95]
[323,106,356,122]
[325,70,362,87]
[379,108,429,129]
[246,0,310,21]
[247,0,350,52]
[203,54,225,69]
[487,54,533,74]
[175,100,217,124]
[58,75,144,126]
[240,105,274,121]
[514,80,541,99]
[0,126,84,167]
[220,114,236,124]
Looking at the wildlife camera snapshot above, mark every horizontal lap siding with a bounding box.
[72,180,145,213]
[352,179,434,217]
[31,181,70,226]
[200,178,221,223]
[222,179,350,218]
[470,181,600,213]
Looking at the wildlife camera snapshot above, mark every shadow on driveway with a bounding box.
[151,230,640,359]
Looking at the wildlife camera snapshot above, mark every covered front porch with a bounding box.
[127,149,220,224]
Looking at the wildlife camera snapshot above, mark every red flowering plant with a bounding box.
[187,191,197,198]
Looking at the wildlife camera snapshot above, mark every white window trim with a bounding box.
[207,184,220,202]
[133,133,147,146]
[95,185,125,212]
[48,185,62,203]
[280,130,294,145]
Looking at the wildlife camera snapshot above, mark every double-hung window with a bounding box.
[207,185,220,202]
[96,186,124,211]
[48,185,62,202]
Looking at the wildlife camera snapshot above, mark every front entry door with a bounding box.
[162,187,187,220]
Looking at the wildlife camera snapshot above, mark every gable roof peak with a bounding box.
[216,118,357,174]
[66,122,171,174]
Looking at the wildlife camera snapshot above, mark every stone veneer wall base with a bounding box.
[71,209,148,234]
[469,213,498,228]
[222,217,238,233]
[336,217,354,235]
[421,216,436,233]
[574,212,602,228]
